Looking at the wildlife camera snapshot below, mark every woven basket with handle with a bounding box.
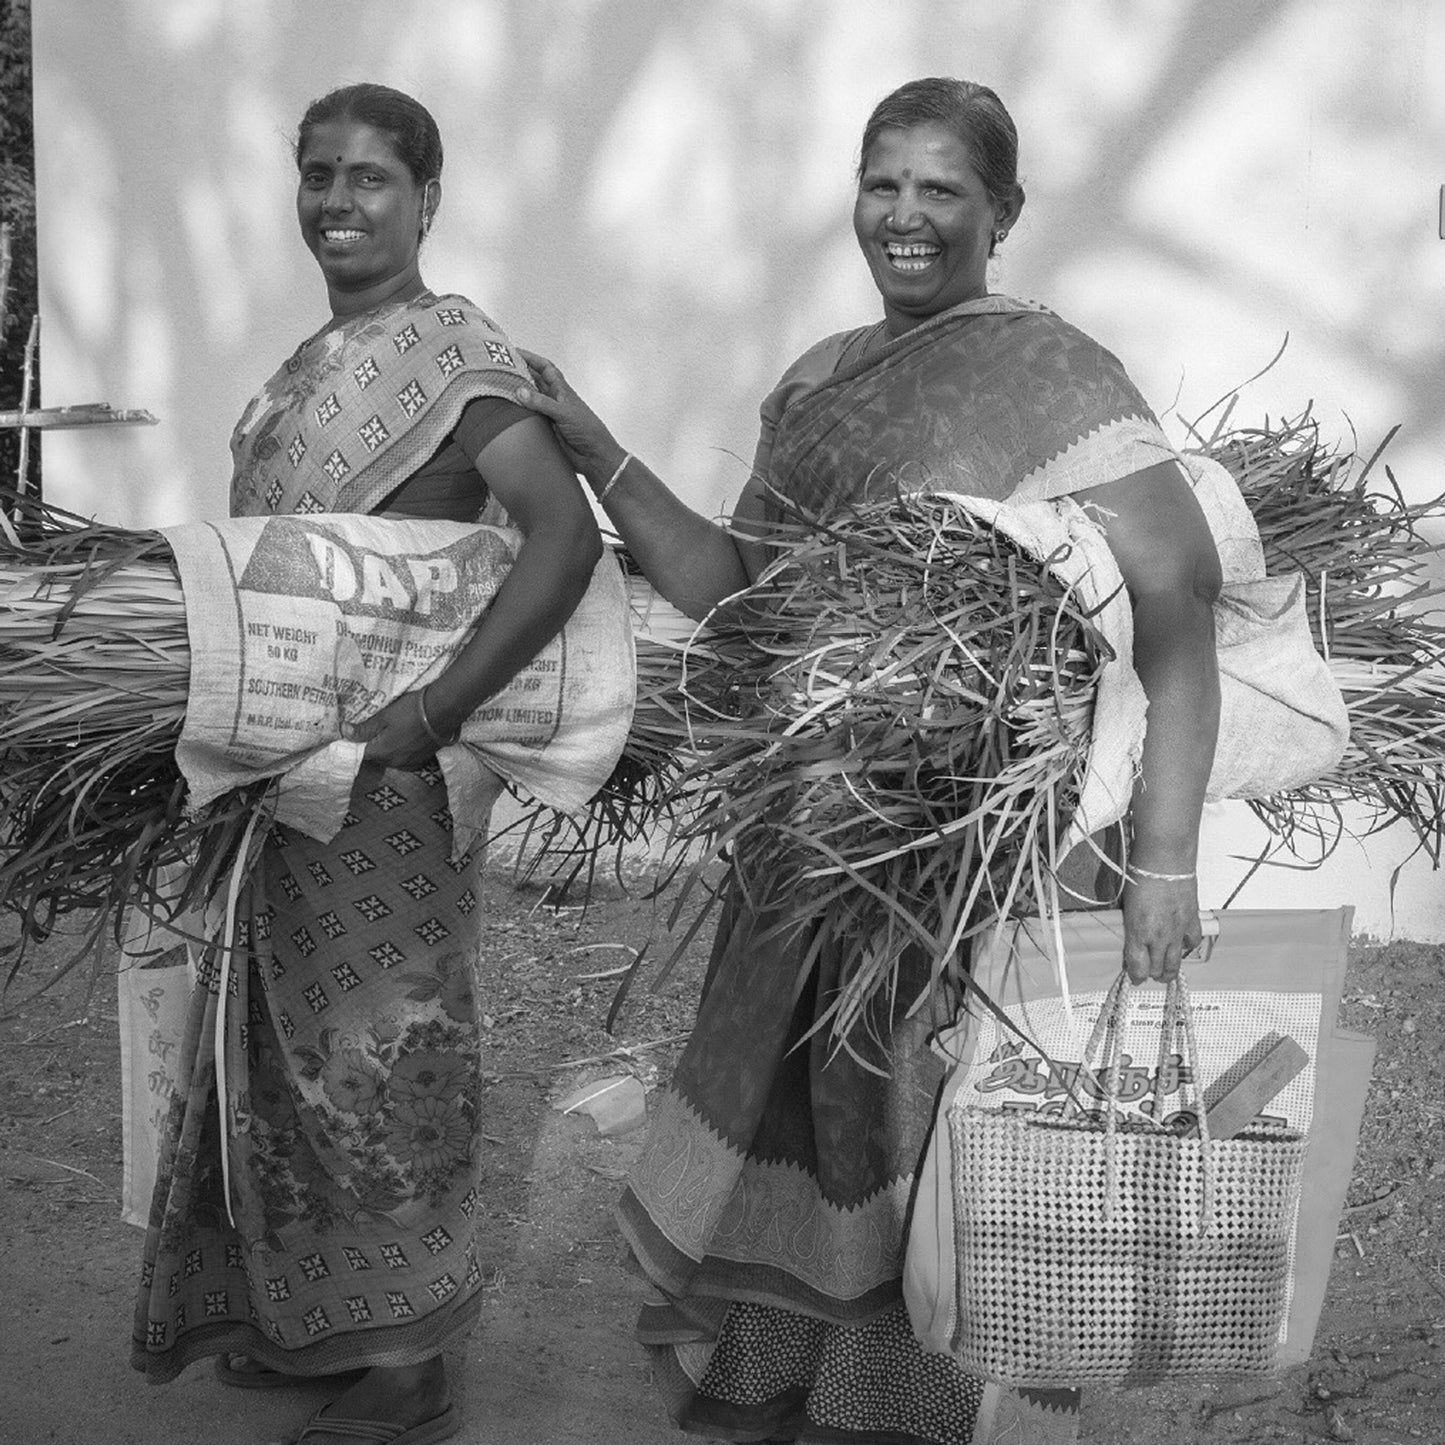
[947,973,1307,1388]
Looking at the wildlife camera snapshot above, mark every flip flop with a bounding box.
[213,1353,363,1390]
[290,1402,460,1444]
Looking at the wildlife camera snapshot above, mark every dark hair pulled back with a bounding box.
[858,76,1023,213]
[294,83,443,184]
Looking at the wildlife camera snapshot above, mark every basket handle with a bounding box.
[1083,972,1215,1234]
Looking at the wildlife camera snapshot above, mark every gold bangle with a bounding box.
[416,686,459,748]
[597,451,632,503]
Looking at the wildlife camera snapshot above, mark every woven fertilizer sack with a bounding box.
[1183,454,1351,801]
[930,490,1145,854]
[163,514,634,855]
[944,454,1350,859]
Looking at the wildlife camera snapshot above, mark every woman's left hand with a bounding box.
[347,691,444,771]
[1120,874,1204,984]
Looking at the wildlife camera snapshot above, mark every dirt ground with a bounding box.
[1,859,1442,1445]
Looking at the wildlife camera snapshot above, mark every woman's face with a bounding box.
[853,121,1015,335]
[296,119,430,312]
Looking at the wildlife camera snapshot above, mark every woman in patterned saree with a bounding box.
[129,85,602,1445]
[517,78,1223,1445]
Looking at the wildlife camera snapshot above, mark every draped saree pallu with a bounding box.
[132,294,533,1381]
[617,298,1180,1445]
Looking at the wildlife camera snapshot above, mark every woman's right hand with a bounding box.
[515,349,624,483]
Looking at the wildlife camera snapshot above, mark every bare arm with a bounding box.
[515,350,764,618]
[355,413,603,767]
[1074,460,1223,983]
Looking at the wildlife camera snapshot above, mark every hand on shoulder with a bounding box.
[514,349,624,482]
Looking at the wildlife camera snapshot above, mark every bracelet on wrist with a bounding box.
[416,686,460,748]
[597,451,632,503]
[1126,864,1196,883]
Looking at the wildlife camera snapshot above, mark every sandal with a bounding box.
[291,1403,460,1443]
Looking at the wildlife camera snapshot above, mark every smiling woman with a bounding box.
[296,111,439,315]
[853,116,1021,334]
[511,74,1224,1445]
[126,82,604,1445]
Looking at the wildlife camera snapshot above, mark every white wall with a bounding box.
[32,0,1445,936]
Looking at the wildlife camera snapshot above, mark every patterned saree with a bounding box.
[617,297,1178,1444]
[132,294,533,1381]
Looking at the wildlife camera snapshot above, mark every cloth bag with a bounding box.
[115,913,193,1228]
[904,908,1367,1384]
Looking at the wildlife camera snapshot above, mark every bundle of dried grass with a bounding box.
[0,496,687,982]
[649,490,1108,1045]
[4,411,1443,1008]
[0,493,269,983]
[1198,410,1445,862]
[622,414,1445,1044]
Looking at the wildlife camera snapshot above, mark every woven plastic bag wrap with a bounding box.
[931,491,1144,855]
[904,908,1359,1387]
[1060,453,1349,824]
[1184,453,1352,801]
[935,455,1348,868]
[161,514,635,855]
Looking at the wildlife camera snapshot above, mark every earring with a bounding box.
[993,229,1008,246]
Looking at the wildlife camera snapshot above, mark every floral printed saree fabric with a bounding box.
[131,293,526,1380]
[229,292,532,520]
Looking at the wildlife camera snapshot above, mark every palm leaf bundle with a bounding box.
[651,489,1109,1046]
[5,409,1445,1012]
[0,492,269,983]
[1198,410,1445,861]
[0,495,690,983]
[620,417,1445,1046]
